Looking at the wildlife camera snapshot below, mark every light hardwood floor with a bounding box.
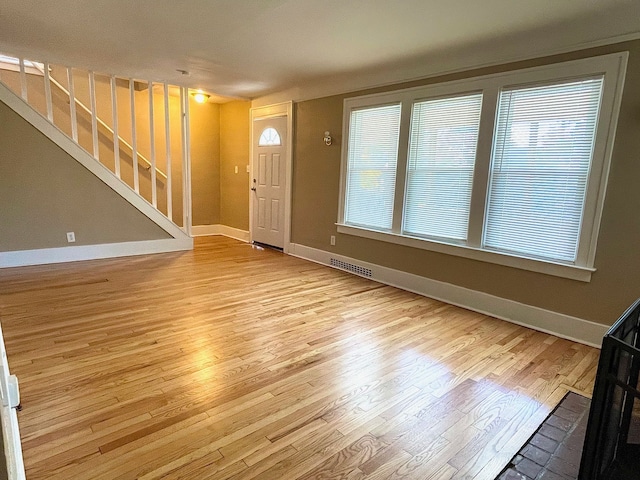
[0,236,598,480]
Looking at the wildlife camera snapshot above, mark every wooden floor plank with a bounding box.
[0,236,599,479]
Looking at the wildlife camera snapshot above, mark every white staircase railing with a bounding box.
[0,54,192,233]
[32,62,164,178]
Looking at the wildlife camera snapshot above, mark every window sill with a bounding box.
[336,224,594,282]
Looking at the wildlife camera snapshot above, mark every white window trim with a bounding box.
[337,52,629,282]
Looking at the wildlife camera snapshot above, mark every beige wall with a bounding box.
[0,66,250,254]
[0,68,224,228]
[219,101,251,230]
[189,100,220,226]
[0,101,170,252]
[292,40,640,327]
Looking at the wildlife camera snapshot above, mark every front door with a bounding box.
[251,116,287,249]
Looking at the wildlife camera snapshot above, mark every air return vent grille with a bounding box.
[330,258,372,277]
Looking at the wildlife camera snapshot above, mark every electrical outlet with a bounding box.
[330,235,336,246]
[66,232,76,243]
[234,165,238,174]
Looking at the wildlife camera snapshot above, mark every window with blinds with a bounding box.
[485,78,604,262]
[344,104,401,230]
[338,53,625,279]
[404,93,482,241]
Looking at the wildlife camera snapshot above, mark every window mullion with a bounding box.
[467,88,498,248]
[392,99,412,234]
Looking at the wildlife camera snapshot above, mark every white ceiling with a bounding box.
[0,0,638,101]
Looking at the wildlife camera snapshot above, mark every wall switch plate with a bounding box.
[66,232,76,243]
[330,235,336,246]
[234,166,238,174]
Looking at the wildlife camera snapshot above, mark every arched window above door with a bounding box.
[258,127,281,146]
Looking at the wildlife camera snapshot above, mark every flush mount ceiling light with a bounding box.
[191,90,210,104]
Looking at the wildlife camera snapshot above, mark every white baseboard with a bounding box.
[289,243,607,348]
[0,237,193,269]
[190,225,220,237]
[191,225,250,242]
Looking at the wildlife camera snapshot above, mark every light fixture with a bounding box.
[192,90,210,104]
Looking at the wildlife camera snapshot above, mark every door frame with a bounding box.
[249,102,293,253]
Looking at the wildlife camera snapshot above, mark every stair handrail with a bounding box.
[31,63,167,180]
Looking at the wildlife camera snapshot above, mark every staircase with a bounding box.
[0,56,203,478]
[0,54,194,244]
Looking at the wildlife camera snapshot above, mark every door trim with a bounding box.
[249,102,293,253]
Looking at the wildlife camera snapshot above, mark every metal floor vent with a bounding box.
[330,258,372,277]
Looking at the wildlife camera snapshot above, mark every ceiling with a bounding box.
[0,1,638,102]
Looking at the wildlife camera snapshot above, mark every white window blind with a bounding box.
[484,78,604,262]
[344,104,401,230]
[404,93,482,241]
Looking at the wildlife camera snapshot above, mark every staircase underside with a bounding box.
[0,80,193,268]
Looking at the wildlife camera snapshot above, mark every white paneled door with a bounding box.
[252,116,287,249]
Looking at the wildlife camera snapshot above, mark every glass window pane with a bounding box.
[258,127,281,146]
[484,78,604,262]
[404,93,482,241]
[344,104,401,230]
